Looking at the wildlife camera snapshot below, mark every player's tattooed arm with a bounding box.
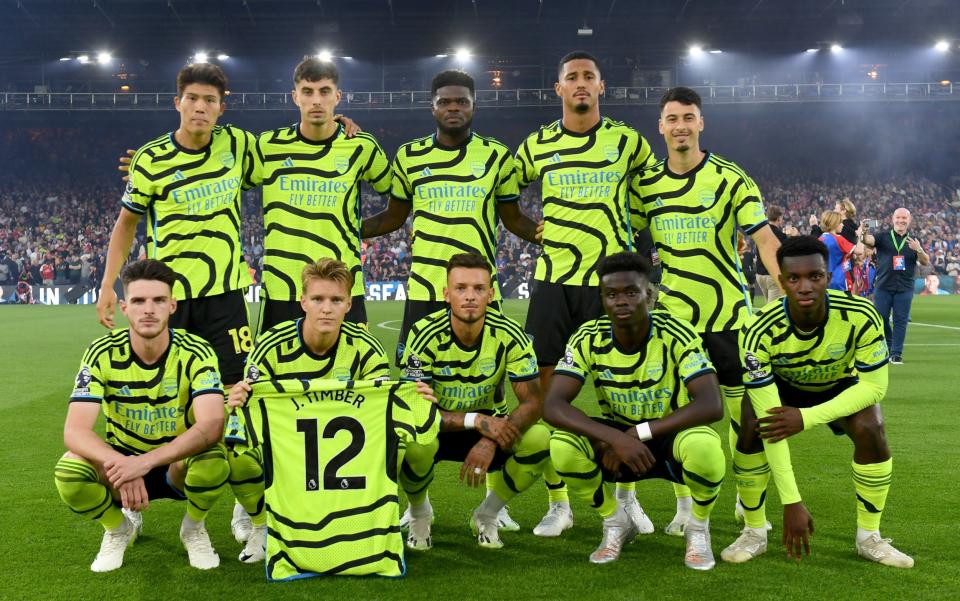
[508,377,544,433]
[439,409,465,431]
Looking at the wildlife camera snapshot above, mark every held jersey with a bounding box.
[238,378,440,580]
[399,308,538,413]
[122,125,256,300]
[554,312,715,424]
[515,117,655,286]
[631,152,768,332]
[250,125,391,299]
[391,133,520,301]
[740,290,889,392]
[69,328,224,455]
[246,319,390,382]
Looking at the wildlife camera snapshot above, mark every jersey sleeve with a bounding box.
[244,340,274,382]
[362,139,393,194]
[389,152,413,202]
[855,309,890,373]
[189,348,224,398]
[400,332,433,382]
[121,148,154,215]
[244,134,266,189]
[673,332,716,383]
[358,339,392,381]
[739,325,801,504]
[514,139,537,188]
[628,174,649,231]
[733,173,768,235]
[505,334,539,382]
[495,151,520,202]
[392,382,440,447]
[554,332,590,382]
[629,135,656,174]
[69,348,105,403]
[240,129,259,191]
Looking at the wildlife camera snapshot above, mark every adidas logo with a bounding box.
[654,197,664,208]
[117,385,132,396]
[172,170,186,181]
[438,366,453,376]
[550,153,562,163]
[600,369,614,380]
[282,157,294,168]
[421,167,432,177]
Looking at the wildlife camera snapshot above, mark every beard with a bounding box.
[573,101,590,114]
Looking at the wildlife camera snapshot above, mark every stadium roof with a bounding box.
[2,0,959,66]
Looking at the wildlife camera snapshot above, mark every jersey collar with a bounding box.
[295,122,342,145]
[664,150,710,179]
[129,327,173,369]
[559,116,604,138]
[297,318,341,360]
[168,131,214,155]
[432,131,473,151]
[608,314,654,355]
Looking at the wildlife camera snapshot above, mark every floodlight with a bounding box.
[59,56,72,62]
[317,50,333,62]
[455,48,471,61]
[217,53,229,60]
[806,48,818,53]
[830,44,843,53]
[935,40,950,52]
[689,45,703,57]
[96,51,112,64]
[77,55,89,64]
[709,49,722,54]
[194,51,209,63]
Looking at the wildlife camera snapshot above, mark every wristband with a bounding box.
[634,422,653,442]
[463,412,479,430]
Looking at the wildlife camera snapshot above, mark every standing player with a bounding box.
[543,252,725,569]
[55,260,229,571]
[248,57,392,332]
[361,69,540,357]
[361,69,542,531]
[97,62,255,387]
[225,258,391,563]
[516,51,657,537]
[631,87,782,534]
[721,236,912,568]
[398,253,551,550]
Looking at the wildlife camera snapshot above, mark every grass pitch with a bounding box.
[2,298,958,600]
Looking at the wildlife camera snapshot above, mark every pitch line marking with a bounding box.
[910,322,960,332]
[377,319,401,331]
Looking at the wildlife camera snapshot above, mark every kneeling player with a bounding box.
[226,258,391,563]
[55,260,229,572]
[399,253,551,550]
[543,252,725,569]
[721,236,913,568]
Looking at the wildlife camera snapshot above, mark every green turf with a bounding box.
[2,297,957,600]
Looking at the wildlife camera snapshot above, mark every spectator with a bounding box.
[864,207,931,365]
[755,205,787,302]
[818,210,859,292]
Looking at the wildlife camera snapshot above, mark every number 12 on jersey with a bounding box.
[296,416,367,491]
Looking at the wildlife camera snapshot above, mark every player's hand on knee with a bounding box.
[782,502,814,563]
[118,149,135,181]
[476,415,521,449]
[226,380,252,409]
[105,454,152,488]
[460,439,496,487]
[414,381,437,405]
[97,287,118,329]
[118,478,150,512]
[758,406,804,443]
[610,432,655,475]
